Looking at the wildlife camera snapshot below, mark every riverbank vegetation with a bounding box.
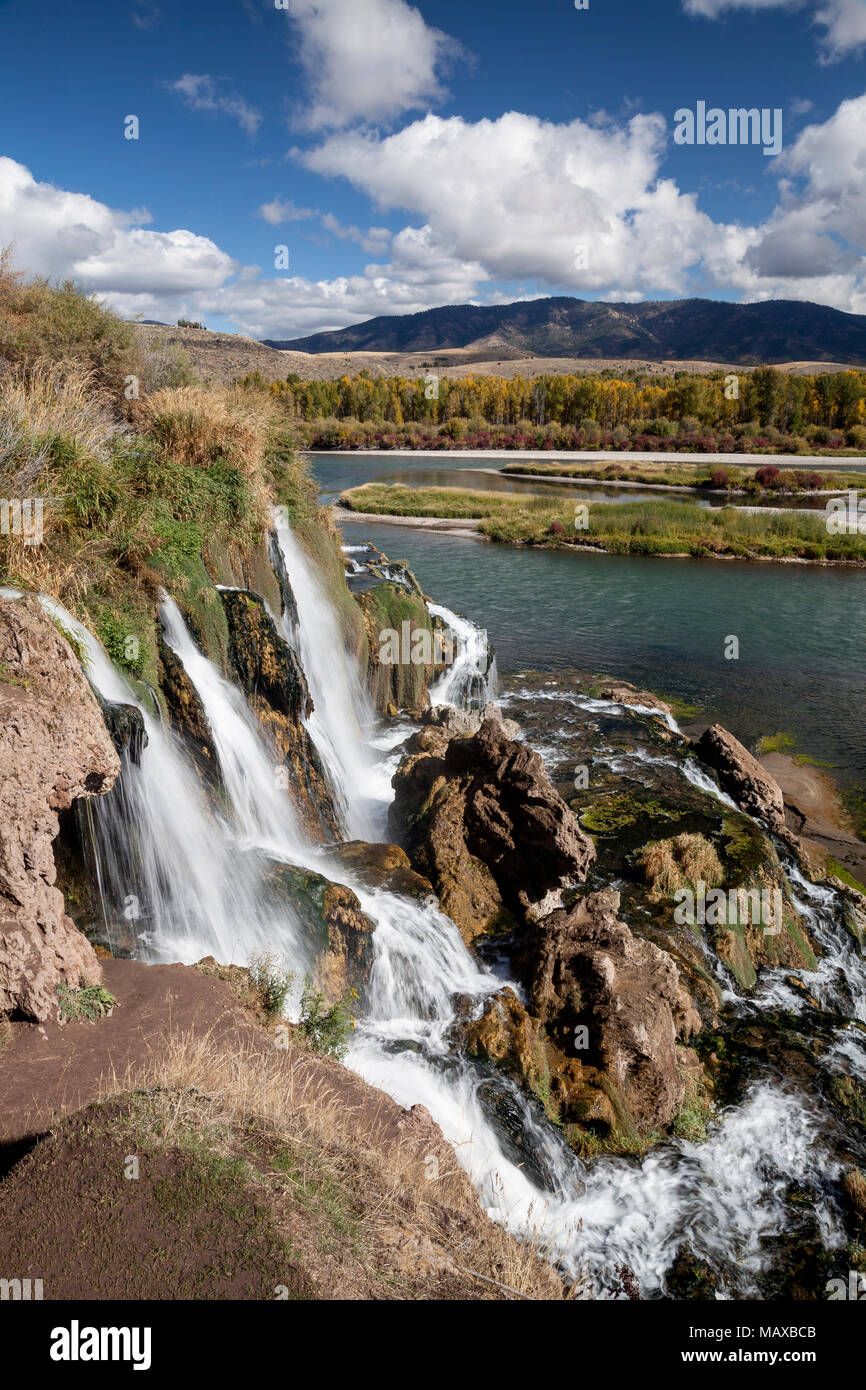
[501,459,866,496]
[256,367,866,457]
[339,483,866,562]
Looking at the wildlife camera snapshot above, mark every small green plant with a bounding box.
[248,952,294,1017]
[96,610,144,677]
[755,731,796,755]
[298,979,356,1060]
[56,982,116,1022]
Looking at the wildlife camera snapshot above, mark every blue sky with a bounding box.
[0,0,864,337]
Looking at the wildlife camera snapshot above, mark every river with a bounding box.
[310,453,866,790]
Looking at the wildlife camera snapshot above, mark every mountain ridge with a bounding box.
[265,296,866,366]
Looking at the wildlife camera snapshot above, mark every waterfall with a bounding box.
[159,595,306,855]
[38,596,310,972]
[272,515,381,840]
[29,522,864,1298]
[428,602,497,710]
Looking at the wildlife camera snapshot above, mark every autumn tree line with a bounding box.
[242,366,866,455]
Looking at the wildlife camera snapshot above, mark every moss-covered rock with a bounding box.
[356,582,444,716]
[147,542,231,671]
[266,861,376,1007]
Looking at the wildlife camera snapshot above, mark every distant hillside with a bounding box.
[267,296,866,366]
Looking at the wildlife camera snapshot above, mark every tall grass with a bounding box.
[339,484,866,561]
[0,352,281,668]
[136,385,275,476]
[0,361,115,494]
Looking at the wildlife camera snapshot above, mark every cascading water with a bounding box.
[159,595,306,855]
[40,596,310,971]
[272,515,382,840]
[428,602,497,709]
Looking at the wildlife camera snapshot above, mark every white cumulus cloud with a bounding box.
[0,156,236,301]
[301,111,715,296]
[286,0,462,129]
[257,197,318,225]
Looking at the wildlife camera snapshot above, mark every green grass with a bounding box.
[340,481,556,520]
[827,857,866,895]
[755,731,796,755]
[339,484,866,563]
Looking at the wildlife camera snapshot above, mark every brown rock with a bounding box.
[520,888,698,1135]
[694,724,786,829]
[0,596,120,1021]
[328,840,434,900]
[390,716,595,943]
[455,987,548,1093]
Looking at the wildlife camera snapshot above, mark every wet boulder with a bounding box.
[266,861,376,1007]
[694,724,786,830]
[327,840,434,900]
[220,589,339,842]
[158,636,220,787]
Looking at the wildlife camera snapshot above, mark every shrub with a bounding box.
[248,952,294,1017]
[140,344,197,392]
[754,465,783,490]
[707,468,731,490]
[298,979,356,1060]
[0,250,139,391]
[637,833,725,902]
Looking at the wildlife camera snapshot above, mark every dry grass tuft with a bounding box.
[136,385,275,476]
[0,360,115,492]
[638,831,725,902]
